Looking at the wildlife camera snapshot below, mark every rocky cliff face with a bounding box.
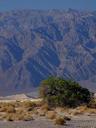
[0,10,96,94]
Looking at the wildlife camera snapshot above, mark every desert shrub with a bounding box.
[55,116,66,125]
[46,111,56,119]
[6,115,14,121]
[0,103,16,113]
[16,109,24,114]
[41,103,50,111]
[37,104,48,117]
[5,111,34,121]
[39,77,91,107]
[16,113,33,121]
[6,106,16,113]
[22,101,36,109]
[87,98,96,108]
[38,111,46,117]
[22,115,34,121]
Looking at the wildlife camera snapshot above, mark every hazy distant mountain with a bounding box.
[0,9,96,95]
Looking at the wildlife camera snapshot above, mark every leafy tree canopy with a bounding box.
[39,77,91,107]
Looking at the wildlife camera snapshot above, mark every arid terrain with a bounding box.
[0,115,96,128]
[0,94,95,128]
[0,1,96,128]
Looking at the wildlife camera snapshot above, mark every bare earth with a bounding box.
[0,115,96,128]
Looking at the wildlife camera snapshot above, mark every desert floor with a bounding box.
[0,115,96,128]
[0,94,96,128]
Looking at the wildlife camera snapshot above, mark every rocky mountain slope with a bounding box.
[0,9,96,94]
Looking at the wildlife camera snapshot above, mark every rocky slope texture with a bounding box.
[0,9,96,94]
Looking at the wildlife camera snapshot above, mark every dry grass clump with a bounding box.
[55,107,70,116]
[15,113,33,121]
[68,105,96,116]
[71,111,80,116]
[32,109,39,115]
[76,106,87,111]
[37,103,50,117]
[54,116,66,125]
[88,98,96,109]
[0,103,16,113]
[18,101,37,113]
[0,101,35,121]
[70,106,87,115]
[22,101,36,108]
[46,111,56,119]
[37,109,46,117]
[5,112,34,121]
[6,105,16,113]
[16,108,25,114]
[40,103,50,111]
[86,108,96,114]
[6,114,14,121]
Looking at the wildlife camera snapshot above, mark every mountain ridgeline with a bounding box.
[0,10,96,94]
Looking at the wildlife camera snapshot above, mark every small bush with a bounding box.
[16,109,24,114]
[0,103,16,113]
[6,115,14,121]
[46,111,56,119]
[87,98,96,108]
[38,109,46,117]
[22,101,36,108]
[6,106,16,113]
[41,103,50,111]
[5,112,34,121]
[55,117,66,125]
[18,114,34,121]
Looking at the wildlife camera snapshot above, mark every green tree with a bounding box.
[39,77,91,107]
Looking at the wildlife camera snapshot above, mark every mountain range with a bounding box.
[0,9,96,95]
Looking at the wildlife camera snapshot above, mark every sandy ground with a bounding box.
[0,115,96,128]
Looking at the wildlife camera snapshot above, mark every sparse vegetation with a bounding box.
[0,101,36,121]
[0,103,16,113]
[22,101,36,108]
